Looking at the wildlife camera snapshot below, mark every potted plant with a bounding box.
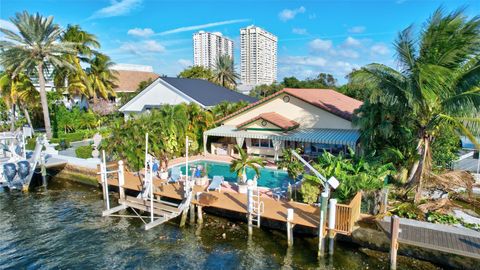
[230,145,264,193]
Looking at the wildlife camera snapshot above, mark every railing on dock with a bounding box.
[333,192,362,234]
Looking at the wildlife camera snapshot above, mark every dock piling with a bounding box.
[197,205,203,224]
[318,192,328,257]
[247,186,253,236]
[287,208,294,246]
[328,198,337,255]
[118,160,125,200]
[41,155,47,187]
[189,203,195,225]
[390,215,400,270]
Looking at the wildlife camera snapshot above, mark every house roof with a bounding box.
[237,112,299,131]
[217,88,363,123]
[114,70,159,92]
[161,77,257,106]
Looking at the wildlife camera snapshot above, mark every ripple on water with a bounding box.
[0,181,442,270]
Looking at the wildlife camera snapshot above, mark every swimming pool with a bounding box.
[172,160,293,189]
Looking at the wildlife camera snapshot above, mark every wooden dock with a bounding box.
[104,171,322,228]
[378,217,480,260]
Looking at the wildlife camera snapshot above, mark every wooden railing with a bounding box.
[333,192,362,235]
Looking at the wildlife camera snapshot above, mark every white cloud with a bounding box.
[177,59,192,67]
[344,36,361,47]
[0,19,17,32]
[127,27,154,37]
[120,40,166,55]
[89,0,142,19]
[280,56,327,67]
[278,6,306,21]
[348,26,366,34]
[309,38,333,52]
[371,43,390,55]
[158,19,249,36]
[338,49,359,59]
[292,28,307,35]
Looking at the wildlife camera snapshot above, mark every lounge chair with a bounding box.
[207,176,224,192]
[168,167,182,183]
[270,187,287,201]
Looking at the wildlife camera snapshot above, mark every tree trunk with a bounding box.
[9,104,15,132]
[23,106,34,135]
[37,63,53,139]
[413,137,430,203]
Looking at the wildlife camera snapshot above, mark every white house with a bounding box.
[119,77,257,119]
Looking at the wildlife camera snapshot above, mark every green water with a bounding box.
[173,160,293,188]
[0,179,441,269]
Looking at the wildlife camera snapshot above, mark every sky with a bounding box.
[1,0,479,84]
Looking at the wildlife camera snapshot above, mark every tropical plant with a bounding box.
[350,8,480,202]
[0,11,77,138]
[212,55,239,90]
[211,100,249,120]
[302,149,395,203]
[229,145,265,185]
[178,65,213,80]
[277,148,305,181]
[249,83,284,99]
[0,71,38,131]
[53,25,100,98]
[105,103,214,171]
[86,52,117,102]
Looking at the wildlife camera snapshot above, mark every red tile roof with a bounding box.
[114,70,159,92]
[217,88,363,123]
[237,112,299,130]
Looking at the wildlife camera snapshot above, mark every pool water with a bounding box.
[172,160,293,188]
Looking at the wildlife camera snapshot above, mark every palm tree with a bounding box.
[0,11,76,139]
[0,71,39,132]
[212,55,239,90]
[54,25,100,98]
[351,8,480,202]
[230,145,265,185]
[86,52,117,102]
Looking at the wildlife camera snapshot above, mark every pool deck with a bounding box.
[103,169,321,229]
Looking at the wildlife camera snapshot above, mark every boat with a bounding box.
[0,130,44,191]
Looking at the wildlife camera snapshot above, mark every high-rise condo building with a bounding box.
[240,25,277,86]
[193,31,234,70]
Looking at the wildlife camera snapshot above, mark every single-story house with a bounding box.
[203,88,363,159]
[119,77,257,119]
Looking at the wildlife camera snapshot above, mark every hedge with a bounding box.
[75,145,93,159]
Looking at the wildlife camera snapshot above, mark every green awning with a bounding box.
[204,125,359,148]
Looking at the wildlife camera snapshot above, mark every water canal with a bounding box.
[0,179,441,269]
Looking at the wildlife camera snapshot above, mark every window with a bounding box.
[251,139,272,148]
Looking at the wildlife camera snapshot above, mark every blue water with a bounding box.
[172,160,293,188]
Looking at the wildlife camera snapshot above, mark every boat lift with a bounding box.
[0,131,45,191]
[100,134,193,230]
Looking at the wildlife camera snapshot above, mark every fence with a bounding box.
[333,192,362,235]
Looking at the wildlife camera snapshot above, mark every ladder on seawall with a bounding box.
[251,187,264,228]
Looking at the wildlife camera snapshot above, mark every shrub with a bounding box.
[75,145,93,159]
[300,181,320,204]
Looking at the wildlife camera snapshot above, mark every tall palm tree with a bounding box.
[86,52,117,102]
[212,55,239,90]
[351,8,480,202]
[0,11,76,138]
[54,25,100,98]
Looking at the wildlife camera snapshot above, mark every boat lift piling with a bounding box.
[328,198,337,255]
[286,208,294,246]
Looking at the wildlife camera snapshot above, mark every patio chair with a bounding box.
[168,167,182,183]
[207,176,224,192]
[270,187,287,201]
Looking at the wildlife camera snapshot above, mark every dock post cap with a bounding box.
[287,208,294,221]
[118,160,124,165]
